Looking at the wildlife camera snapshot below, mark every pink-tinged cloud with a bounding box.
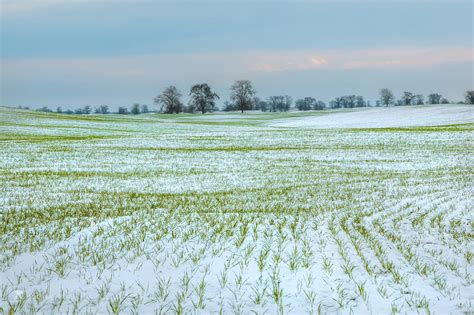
[339,47,473,69]
[250,53,329,72]
[248,47,473,72]
[2,47,472,85]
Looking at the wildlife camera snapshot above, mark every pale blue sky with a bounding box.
[1,0,473,109]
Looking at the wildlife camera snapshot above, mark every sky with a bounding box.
[1,0,473,109]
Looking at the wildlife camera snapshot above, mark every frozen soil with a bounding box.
[0,105,473,314]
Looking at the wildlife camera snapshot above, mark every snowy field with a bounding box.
[270,105,474,128]
[0,105,473,314]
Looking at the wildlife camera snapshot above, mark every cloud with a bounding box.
[250,47,473,72]
[2,53,251,83]
[2,47,472,108]
[0,0,111,13]
[2,47,471,82]
[339,47,473,69]
[250,53,329,72]
[1,0,467,13]
[2,0,64,12]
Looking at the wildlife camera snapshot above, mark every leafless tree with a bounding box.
[267,95,292,112]
[189,83,219,114]
[401,92,414,105]
[131,103,140,115]
[413,94,424,105]
[379,88,394,106]
[230,80,256,113]
[427,93,442,104]
[154,86,184,114]
[465,90,474,104]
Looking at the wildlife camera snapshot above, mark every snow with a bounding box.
[269,104,474,128]
[0,105,473,314]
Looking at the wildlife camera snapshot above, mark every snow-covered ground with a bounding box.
[0,106,473,314]
[269,104,474,128]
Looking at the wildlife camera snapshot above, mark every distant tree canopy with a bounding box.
[440,98,450,104]
[154,86,184,114]
[413,94,424,105]
[267,95,292,112]
[93,105,109,114]
[222,100,236,112]
[83,105,92,114]
[295,97,315,111]
[99,105,109,114]
[330,95,365,108]
[131,103,141,115]
[465,90,474,104]
[294,97,326,111]
[230,80,256,113]
[379,88,394,107]
[189,83,219,114]
[401,92,415,105]
[427,93,442,104]
[117,107,129,114]
[36,106,53,112]
[314,100,326,110]
[26,85,468,115]
[252,97,268,112]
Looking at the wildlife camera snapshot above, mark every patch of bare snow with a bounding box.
[269,105,474,128]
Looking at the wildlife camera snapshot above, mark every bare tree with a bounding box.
[267,95,292,112]
[82,105,92,114]
[427,93,442,104]
[154,86,184,114]
[464,90,474,104]
[99,105,109,114]
[252,97,260,110]
[283,95,292,111]
[189,83,219,114]
[295,97,315,111]
[329,95,364,108]
[355,96,365,107]
[379,88,394,107]
[267,96,278,112]
[131,103,140,115]
[37,106,52,112]
[230,80,256,113]
[440,98,449,104]
[401,92,414,105]
[222,100,236,112]
[413,94,424,105]
[118,107,129,114]
[252,97,268,112]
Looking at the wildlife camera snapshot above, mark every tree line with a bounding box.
[29,104,151,115]
[151,82,474,113]
[29,81,474,114]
